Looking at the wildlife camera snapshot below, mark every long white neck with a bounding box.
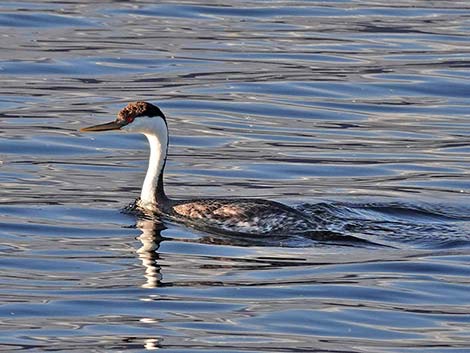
[124,117,169,210]
[140,133,167,207]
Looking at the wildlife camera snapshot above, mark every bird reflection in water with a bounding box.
[132,214,294,290]
[133,216,265,289]
[135,218,166,289]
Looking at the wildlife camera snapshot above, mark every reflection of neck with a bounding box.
[140,131,168,210]
[136,220,162,288]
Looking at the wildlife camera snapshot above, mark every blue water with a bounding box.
[1,1,470,352]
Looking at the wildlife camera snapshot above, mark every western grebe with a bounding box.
[80,101,370,243]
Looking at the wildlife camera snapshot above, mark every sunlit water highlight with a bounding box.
[0,1,469,352]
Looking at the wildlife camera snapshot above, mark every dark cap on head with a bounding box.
[117,101,166,123]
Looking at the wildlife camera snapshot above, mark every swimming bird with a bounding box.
[80,102,370,243]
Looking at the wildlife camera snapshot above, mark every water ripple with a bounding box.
[0,1,470,352]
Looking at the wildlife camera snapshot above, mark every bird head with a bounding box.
[80,101,166,133]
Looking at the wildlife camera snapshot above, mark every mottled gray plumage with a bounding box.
[167,198,323,235]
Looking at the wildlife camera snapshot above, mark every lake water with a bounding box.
[1,1,470,352]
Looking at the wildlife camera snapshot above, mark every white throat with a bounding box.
[123,117,168,210]
[141,132,166,206]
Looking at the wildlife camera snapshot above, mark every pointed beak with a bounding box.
[80,120,125,132]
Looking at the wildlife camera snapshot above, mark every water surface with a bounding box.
[1,1,470,352]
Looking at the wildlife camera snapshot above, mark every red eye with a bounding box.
[126,117,135,123]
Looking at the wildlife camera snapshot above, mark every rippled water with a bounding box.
[1,1,470,352]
